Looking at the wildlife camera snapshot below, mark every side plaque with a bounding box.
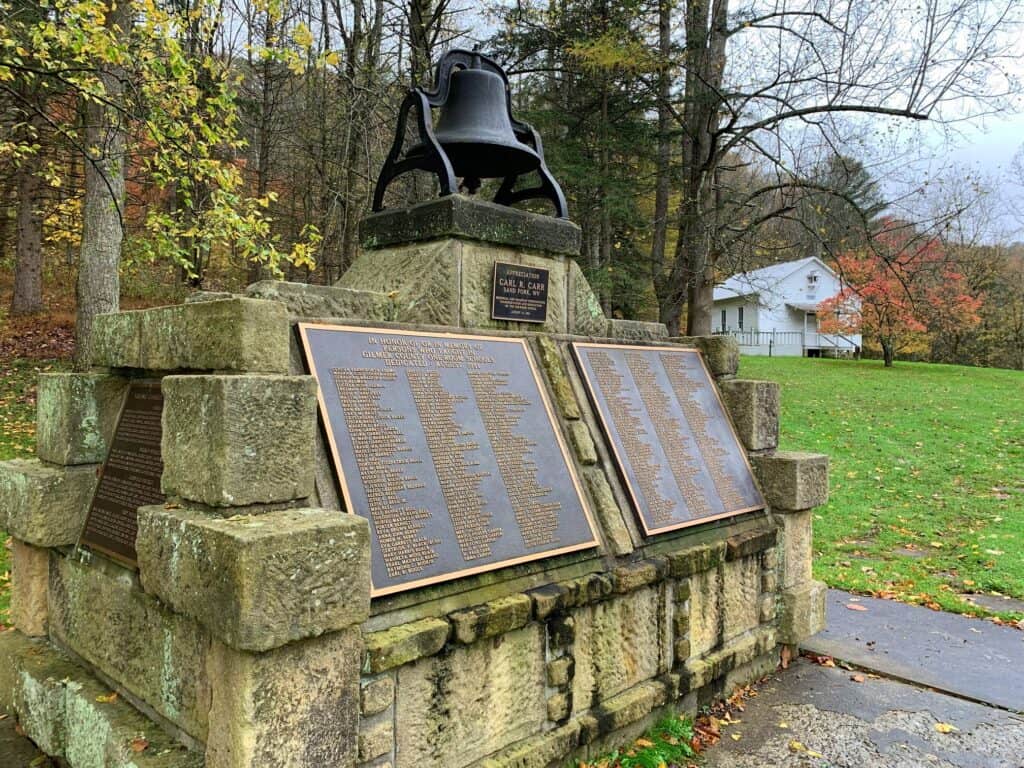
[491,262,549,323]
[79,379,164,566]
[299,325,598,596]
[572,343,764,535]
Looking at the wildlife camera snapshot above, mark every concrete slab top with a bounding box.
[803,589,1024,713]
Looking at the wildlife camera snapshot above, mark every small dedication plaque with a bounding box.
[491,261,549,323]
[299,325,598,596]
[80,380,165,566]
[572,343,764,535]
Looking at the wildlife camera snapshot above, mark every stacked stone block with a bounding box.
[0,199,831,768]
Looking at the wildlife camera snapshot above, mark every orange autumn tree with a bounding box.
[819,223,982,367]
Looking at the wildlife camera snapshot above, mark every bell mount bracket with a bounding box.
[372,48,568,219]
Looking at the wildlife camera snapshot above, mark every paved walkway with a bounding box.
[705,589,1024,767]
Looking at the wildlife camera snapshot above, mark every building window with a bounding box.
[738,307,744,330]
[721,309,726,332]
[807,271,819,287]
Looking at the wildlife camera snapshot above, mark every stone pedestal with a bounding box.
[0,197,831,768]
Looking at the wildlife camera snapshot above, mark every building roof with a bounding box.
[713,256,834,302]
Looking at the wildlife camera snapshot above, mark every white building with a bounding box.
[712,257,861,357]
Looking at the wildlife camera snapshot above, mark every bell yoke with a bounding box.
[373,48,569,218]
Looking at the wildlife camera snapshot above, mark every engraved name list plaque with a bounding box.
[299,325,598,596]
[572,343,764,535]
[79,379,165,566]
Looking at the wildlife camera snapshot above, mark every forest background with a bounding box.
[2,0,1024,369]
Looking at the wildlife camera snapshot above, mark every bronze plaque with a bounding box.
[572,343,764,535]
[491,262,549,323]
[80,379,165,566]
[299,325,598,596]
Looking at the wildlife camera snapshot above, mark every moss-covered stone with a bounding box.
[535,336,580,420]
[246,280,393,320]
[567,420,597,465]
[751,451,829,511]
[360,194,582,256]
[363,617,450,673]
[571,588,665,712]
[478,720,581,768]
[395,624,545,768]
[205,630,361,768]
[582,468,634,557]
[0,630,203,767]
[161,374,317,506]
[0,460,97,547]
[577,679,672,744]
[546,657,574,687]
[36,373,127,465]
[92,298,290,372]
[611,561,662,594]
[682,625,777,691]
[567,261,608,337]
[547,692,571,722]
[449,593,533,644]
[48,553,212,740]
[725,528,777,561]
[688,567,722,657]
[778,509,813,589]
[664,541,726,579]
[10,539,49,637]
[137,506,370,653]
[718,379,780,452]
[358,719,394,762]
[721,557,762,642]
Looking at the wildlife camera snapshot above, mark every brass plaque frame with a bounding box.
[299,324,599,597]
[571,342,765,536]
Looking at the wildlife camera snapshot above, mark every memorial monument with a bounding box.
[0,49,829,768]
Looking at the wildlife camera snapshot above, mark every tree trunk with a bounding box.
[649,0,671,294]
[11,144,45,315]
[882,340,894,367]
[74,0,129,368]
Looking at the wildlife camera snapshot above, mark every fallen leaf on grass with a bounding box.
[934,723,959,734]
[846,603,869,612]
[778,721,789,729]
[730,733,742,741]
[129,737,149,753]
[95,692,118,704]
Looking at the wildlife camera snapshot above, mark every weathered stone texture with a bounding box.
[567,420,597,465]
[92,298,290,372]
[780,509,814,589]
[779,580,827,644]
[0,630,203,767]
[751,451,829,511]
[359,719,395,762]
[395,624,545,768]
[364,617,450,674]
[205,629,361,768]
[567,261,608,337]
[665,542,725,579]
[137,506,370,653]
[246,280,393,320]
[360,194,582,256]
[581,468,633,556]
[460,242,567,332]
[726,528,777,561]
[48,554,212,740]
[688,567,722,657]
[360,676,395,716]
[36,373,127,465]
[161,375,317,506]
[571,587,663,712]
[683,625,776,691]
[721,557,762,641]
[577,679,672,744]
[10,540,49,636]
[338,240,460,326]
[478,721,581,768]
[534,336,581,420]
[449,593,533,645]
[547,692,571,722]
[612,560,662,594]
[607,319,669,341]
[0,460,97,547]
[546,657,574,687]
[718,379,780,452]
[672,336,739,378]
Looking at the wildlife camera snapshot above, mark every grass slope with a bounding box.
[0,358,66,625]
[740,356,1024,621]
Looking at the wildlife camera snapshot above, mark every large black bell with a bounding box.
[373,48,568,218]
[429,66,541,179]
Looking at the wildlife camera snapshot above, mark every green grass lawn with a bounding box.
[740,356,1024,622]
[0,358,66,625]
